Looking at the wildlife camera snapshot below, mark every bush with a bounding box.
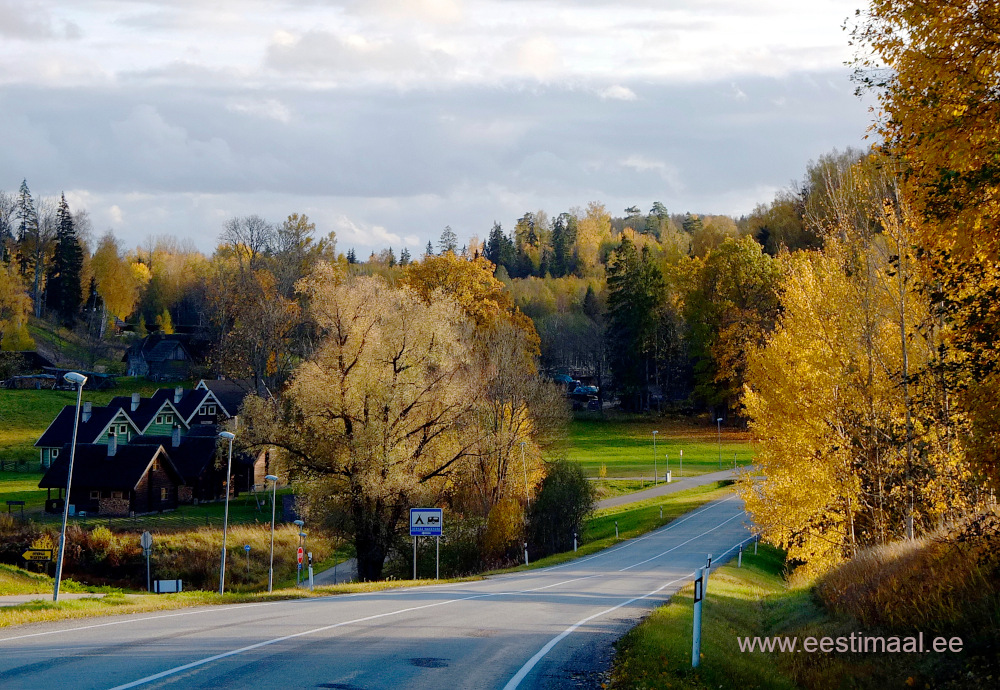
[527,459,596,558]
[482,497,525,566]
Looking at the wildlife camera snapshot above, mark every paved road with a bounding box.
[0,495,751,689]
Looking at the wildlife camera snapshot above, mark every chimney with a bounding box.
[174,386,183,404]
[82,402,92,423]
[131,392,140,412]
[171,423,181,448]
[107,432,117,457]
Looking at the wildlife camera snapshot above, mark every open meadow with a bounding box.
[567,412,754,480]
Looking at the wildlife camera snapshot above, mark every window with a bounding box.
[52,448,59,458]
[152,459,161,471]
[119,424,128,434]
[90,490,100,500]
[111,491,124,499]
[164,414,173,424]
[160,487,168,501]
[208,405,216,415]
[156,415,164,425]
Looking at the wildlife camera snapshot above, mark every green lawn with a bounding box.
[568,414,754,479]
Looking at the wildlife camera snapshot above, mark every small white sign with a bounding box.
[409,508,443,536]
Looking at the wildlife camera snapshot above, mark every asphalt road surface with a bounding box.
[0,496,751,690]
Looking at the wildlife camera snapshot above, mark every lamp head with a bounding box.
[64,371,87,386]
[218,431,235,441]
[717,417,723,423]
[293,519,304,527]
[298,532,307,538]
[265,474,279,482]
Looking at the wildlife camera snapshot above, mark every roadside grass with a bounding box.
[567,414,753,480]
[591,479,647,499]
[0,576,479,629]
[612,544,807,690]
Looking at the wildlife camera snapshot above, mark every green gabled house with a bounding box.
[34,401,142,469]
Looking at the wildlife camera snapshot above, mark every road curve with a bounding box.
[0,496,751,690]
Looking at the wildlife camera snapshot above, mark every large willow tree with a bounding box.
[243,263,480,580]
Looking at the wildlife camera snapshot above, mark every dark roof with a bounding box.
[131,431,221,483]
[124,333,210,363]
[38,444,181,490]
[35,404,135,448]
[106,395,184,433]
[149,387,212,422]
[197,379,255,416]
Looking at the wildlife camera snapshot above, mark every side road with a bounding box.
[597,467,741,509]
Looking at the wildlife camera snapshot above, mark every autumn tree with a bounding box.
[741,159,980,571]
[0,260,33,350]
[90,232,148,322]
[240,265,480,580]
[853,0,1000,485]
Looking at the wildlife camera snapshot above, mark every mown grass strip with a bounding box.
[611,543,808,689]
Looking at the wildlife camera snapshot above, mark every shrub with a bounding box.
[482,497,525,566]
[527,459,596,558]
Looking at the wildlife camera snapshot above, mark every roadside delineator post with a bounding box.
[738,544,743,568]
[524,542,529,566]
[692,567,706,668]
[615,521,619,540]
[754,537,758,555]
[573,532,577,552]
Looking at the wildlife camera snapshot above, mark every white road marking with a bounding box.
[503,530,754,689]
[104,575,601,690]
[502,573,694,690]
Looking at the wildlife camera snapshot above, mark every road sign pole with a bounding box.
[413,536,417,580]
[146,550,151,592]
[436,536,440,580]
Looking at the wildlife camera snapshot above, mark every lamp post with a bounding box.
[716,417,723,469]
[266,474,279,592]
[652,430,658,486]
[217,431,235,596]
[53,371,87,602]
[519,441,530,508]
[294,519,305,586]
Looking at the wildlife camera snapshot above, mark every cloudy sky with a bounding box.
[0,0,873,255]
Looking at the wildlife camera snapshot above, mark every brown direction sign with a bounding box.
[22,549,53,562]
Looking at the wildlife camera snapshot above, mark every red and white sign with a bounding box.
[297,547,304,564]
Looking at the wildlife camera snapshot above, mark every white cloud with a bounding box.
[109,204,124,224]
[600,85,637,101]
[226,98,292,123]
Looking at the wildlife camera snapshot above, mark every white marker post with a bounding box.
[524,542,529,566]
[615,521,619,540]
[738,544,743,568]
[692,567,705,667]
[573,532,577,552]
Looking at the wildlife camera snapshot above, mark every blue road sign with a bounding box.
[409,508,443,536]
[244,544,251,553]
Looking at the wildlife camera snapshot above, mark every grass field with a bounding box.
[568,413,754,480]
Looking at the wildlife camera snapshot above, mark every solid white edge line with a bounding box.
[503,530,756,690]
[502,572,694,690]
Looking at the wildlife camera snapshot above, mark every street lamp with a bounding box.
[217,431,235,596]
[716,417,723,469]
[265,474,279,592]
[519,441,530,508]
[652,430,658,486]
[53,371,87,602]
[293,519,305,585]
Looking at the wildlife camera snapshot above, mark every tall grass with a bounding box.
[816,510,1000,633]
